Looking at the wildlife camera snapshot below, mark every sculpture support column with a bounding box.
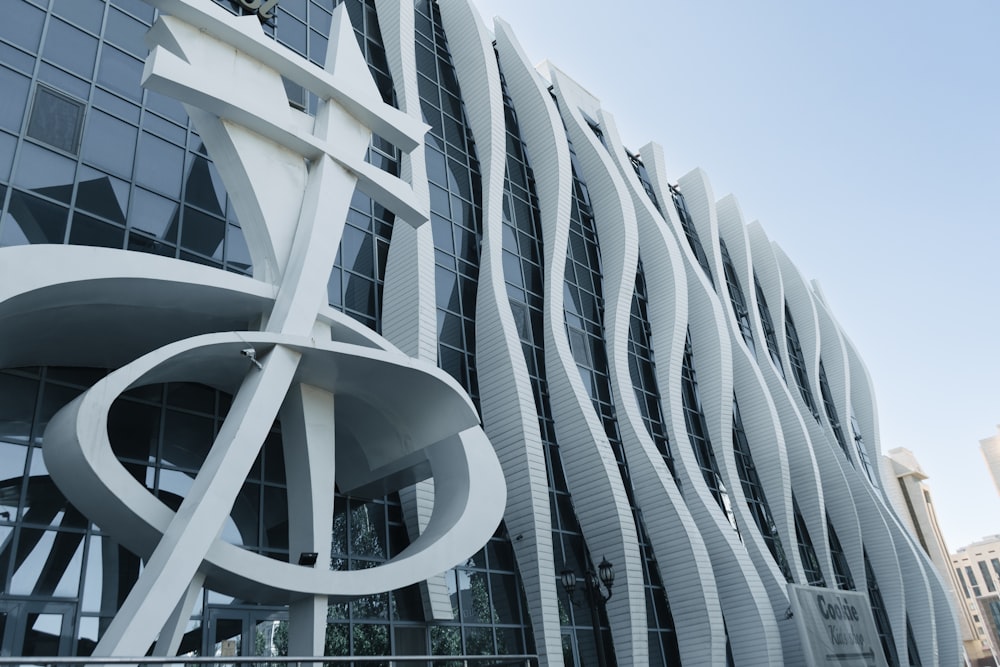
[281,382,337,656]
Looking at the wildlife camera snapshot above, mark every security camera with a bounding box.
[240,347,263,370]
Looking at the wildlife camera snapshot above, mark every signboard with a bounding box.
[788,583,888,667]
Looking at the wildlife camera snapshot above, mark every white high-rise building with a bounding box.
[953,536,1000,666]
[981,428,1000,497]
[886,447,985,665]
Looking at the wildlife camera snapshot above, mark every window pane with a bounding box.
[0,2,45,53]
[3,190,69,245]
[13,143,77,202]
[68,212,125,249]
[135,133,184,197]
[42,18,98,79]
[0,67,31,134]
[52,0,105,34]
[97,46,144,102]
[81,110,137,178]
[26,87,85,156]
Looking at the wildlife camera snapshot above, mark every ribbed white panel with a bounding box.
[776,247,912,663]
[374,0,435,363]
[437,3,562,664]
[542,63,647,667]
[644,143,799,663]
[495,21,648,666]
[669,169,784,665]
[374,0,452,621]
[832,308,888,499]
[771,247,843,584]
[743,223,829,586]
[715,195,803,663]
[601,127,728,662]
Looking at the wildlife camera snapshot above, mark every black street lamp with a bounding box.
[561,557,615,667]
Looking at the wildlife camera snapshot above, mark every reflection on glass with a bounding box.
[10,528,83,596]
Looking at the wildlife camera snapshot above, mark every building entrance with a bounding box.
[204,606,288,658]
[0,599,74,657]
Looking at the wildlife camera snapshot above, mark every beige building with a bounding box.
[885,447,986,665]
[981,428,1000,497]
[952,535,1000,667]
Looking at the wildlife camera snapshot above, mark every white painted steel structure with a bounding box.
[0,0,962,664]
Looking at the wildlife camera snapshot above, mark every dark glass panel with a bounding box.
[74,172,128,224]
[14,142,76,202]
[68,212,125,249]
[792,495,826,586]
[180,206,225,259]
[129,186,178,239]
[184,154,226,216]
[108,399,160,463]
[0,373,39,445]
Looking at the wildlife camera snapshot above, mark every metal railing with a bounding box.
[0,656,538,667]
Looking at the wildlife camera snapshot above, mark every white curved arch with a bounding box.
[43,330,501,600]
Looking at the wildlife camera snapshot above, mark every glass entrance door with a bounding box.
[204,607,288,659]
[0,599,74,657]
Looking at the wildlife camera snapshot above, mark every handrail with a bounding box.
[0,656,538,666]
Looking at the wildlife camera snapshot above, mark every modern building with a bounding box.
[981,428,1000,497]
[885,447,984,665]
[0,0,963,665]
[952,536,1000,666]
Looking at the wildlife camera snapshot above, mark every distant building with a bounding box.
[885,447,985,665]
[953,536,1000,666]
[981,428,1000,497]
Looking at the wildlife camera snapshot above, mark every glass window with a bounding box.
[0,66,31,134]
[225,224,252,273]
[26,86,85,156]
[52,0,105,35]
[96,45,144,102]
[183,155,225,216]
[135,133,184,198]
[9,528,84,596]
[68,212,125,249]
[105,7,150,58]
[180,206,225,259]
[0,2,45,53]
[129,186,179,239]
[75,167,128,224]
[0,441,27,520]
[42,18,99,79]
[3,190,69,245]
[81,109,137,178]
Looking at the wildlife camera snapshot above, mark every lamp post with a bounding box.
[561,557,615,667]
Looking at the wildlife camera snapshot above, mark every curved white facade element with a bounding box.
[0,0,960,664]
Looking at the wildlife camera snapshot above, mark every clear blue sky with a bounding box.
[469,0,1000,549]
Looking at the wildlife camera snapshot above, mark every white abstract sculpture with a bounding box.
[35,0,506,657]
